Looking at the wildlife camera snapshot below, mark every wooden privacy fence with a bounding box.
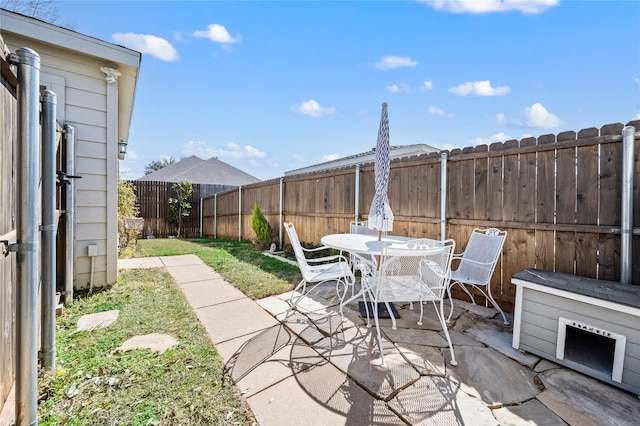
[201,121,640,314]
[132,181,235,238]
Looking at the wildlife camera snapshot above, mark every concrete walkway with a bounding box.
[118,255,640,426]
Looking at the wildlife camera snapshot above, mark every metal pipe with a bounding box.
[279,177,283,250]
[214,193,217,238]
[40,89,57,370]
[440,151,448,240]
[13,46,40,426]
[620,126,635,284]
[355,164,360,223]
[64,124,76,305]
[238,186,242,241]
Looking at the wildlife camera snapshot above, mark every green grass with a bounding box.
[121,238,303,299]
[39,268,255,425]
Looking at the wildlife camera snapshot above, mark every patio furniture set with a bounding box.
[283,221,507,368]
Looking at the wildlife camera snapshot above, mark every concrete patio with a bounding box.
[118,255,640,425]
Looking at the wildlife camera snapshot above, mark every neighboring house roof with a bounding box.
[285,143,440,176]
[138,155,261,186]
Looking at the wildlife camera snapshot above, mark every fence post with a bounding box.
[279,177,283,250]
[238,186,242,241]
[355,164,360,223]
[214,193,217,238]
[440,151,448,240]
[620,126,635,284]
[199,197,203,238]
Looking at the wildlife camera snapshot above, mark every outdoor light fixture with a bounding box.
[118,140,128,159]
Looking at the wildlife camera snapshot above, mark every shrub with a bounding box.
[117,177,139,252]
[251,203,271,250]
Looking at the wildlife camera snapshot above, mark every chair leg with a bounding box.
[283,279,307,320]
[446,281,477,323]
[435,299,457,366]
[485,286,510,325]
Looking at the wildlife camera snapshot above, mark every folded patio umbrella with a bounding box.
[368,102,394,237]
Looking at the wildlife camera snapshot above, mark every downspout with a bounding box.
[279,177,283,250]
[12,46,40,426]
[40,89,57,370]
[63,124,76,305]
[355,164,360,223]
[440,151,448,240]
[620,126,635,284]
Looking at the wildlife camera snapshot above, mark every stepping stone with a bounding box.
[443,346,540,407]
[116,333,178,354]
[76,310,119,331]
[389,375,495,425]
[537,368,640,426]
[493,398,568,426]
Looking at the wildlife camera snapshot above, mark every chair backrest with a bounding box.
[284,222,314,278]
[456,228,507,285]
[378,238,456,301]
[349,220,378,235]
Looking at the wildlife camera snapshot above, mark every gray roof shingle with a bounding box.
[138,155,260,186]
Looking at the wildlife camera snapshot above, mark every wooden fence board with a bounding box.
[517,150,536,223]
[575,231,598,278]
[536,230,555,271]
[538,149,555,224]
[600,142,621,226]
[576,144,599,224]
[556,147,576,224]
[555,231,576,274]
[474,155,488,220]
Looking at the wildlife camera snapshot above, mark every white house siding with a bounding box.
[1,10,140,289]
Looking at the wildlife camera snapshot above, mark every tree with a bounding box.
[167,181,193,238]
[144,156,176,175]
[1,0,75,28]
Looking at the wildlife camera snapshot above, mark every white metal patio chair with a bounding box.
[363,238,457,368]
[348,220,378,276]
[283,222,355,320]
[446,228,509,325]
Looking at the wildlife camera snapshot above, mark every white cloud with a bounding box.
[471,132,511,145]
[386,83,412,94]
[523,102,562,128]
[375,56,417,70]
[192,24,241,43]
[420,81,434,92]
[449,80,511,96]
[291,154,304,162]
[496,113,507,124]
[322,154,341,162]
[427,106,453,118]
[420,0,559,15]
[112,33,178,61]
[181,140,266,159]
[293,100,337,117]
[126,150,138,160]
[632,113,640,120]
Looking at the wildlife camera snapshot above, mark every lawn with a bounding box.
[39,238,303,424]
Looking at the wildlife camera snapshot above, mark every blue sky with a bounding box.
[54,0,640,181]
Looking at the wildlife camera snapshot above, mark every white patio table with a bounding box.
[320,233,413,309]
